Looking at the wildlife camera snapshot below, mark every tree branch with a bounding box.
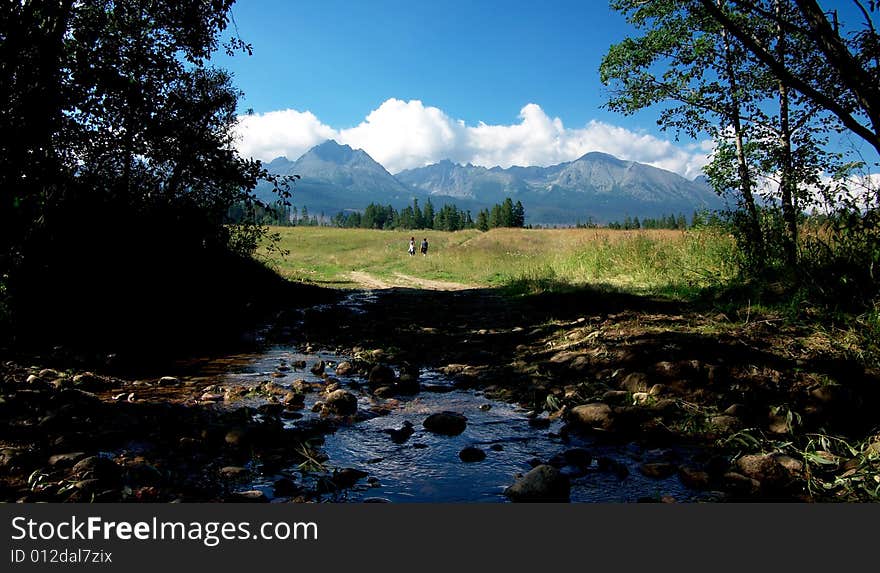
[697,0,880,156]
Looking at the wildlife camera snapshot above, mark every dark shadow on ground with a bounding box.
[297,283,879,445]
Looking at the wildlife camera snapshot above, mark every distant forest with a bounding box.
[581,211,724,230]
[232,198,528,231]
[232,197,731,232]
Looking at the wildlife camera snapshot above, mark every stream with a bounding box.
[177,291,717,503]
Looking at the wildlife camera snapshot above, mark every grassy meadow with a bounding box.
[260,226,739,297]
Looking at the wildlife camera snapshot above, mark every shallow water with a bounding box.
[180,327,716,503]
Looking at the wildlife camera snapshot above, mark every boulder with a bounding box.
[678,466,711,489]
[708,415,741,434]
[48,452,87,469]
[620,372,650,393]
[423,412,468,436]
[735,454,795,491]
[569,403,615,430]
[504,465,570,502]
[335,361,354,376]
[324,390,358,416]
[291,380,313,393]
[459,447,487,463]
[368,364,397,387]
[382,421,415,444]
[639,462,677,479]
[226,490,268,503]
[156,376,179,387]
[219,466,249,479]
[723,472,761,496]
[282,392,305,407]
[373,386,396,398]
[72,372,110,391]
[262,381,288,395]
[71,456,122,485]
[310,361,326,375]
[333,468,369,489]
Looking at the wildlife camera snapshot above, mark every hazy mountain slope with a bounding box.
[256,140,722,224]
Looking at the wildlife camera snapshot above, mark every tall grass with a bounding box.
[517,228,739,296]
[261,226,739,296]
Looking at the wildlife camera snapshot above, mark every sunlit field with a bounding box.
[261,226,739,296]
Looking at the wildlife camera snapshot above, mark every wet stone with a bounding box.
[227,490,268,503]
[505,465,570,502]
[324,390,358,416]
[639,462,677,479]
[373,386,396,398]
[620,372,650,393]
[368,364,397,387]
[569,403,615,430]
[333,468,369,489]
[71,456,122,485]
[459,447,486,463]
[382,421,414,444]
[735,454,794,491]
[157,376,179,387]
[423,412,468,436]
[678,466,711,490]
[219,466,249,479]
[48,452,87,468]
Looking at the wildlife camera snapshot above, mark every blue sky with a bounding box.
[217,0,636,127]
[215,0,875,177]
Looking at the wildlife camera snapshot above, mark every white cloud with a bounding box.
[339,99,465,174]
[233,109,335,162]
[234,99,712,179]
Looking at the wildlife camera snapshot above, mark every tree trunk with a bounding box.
[718,0,763,257]
[777,0,798,266]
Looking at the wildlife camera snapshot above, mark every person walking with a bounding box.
[420,237,428,256]
[408,237,416,256]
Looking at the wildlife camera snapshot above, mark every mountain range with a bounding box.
[258,140,723,224]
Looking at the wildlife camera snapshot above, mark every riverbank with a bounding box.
[2,226,878,501]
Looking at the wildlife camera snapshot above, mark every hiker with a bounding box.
[420,237,428,256]
[408,237,415,256]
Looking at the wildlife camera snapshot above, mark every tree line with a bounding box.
[601,212,693,230]
[326,198,526,231]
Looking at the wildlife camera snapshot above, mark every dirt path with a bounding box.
[348,271,393,289]
[348,271,475,291]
